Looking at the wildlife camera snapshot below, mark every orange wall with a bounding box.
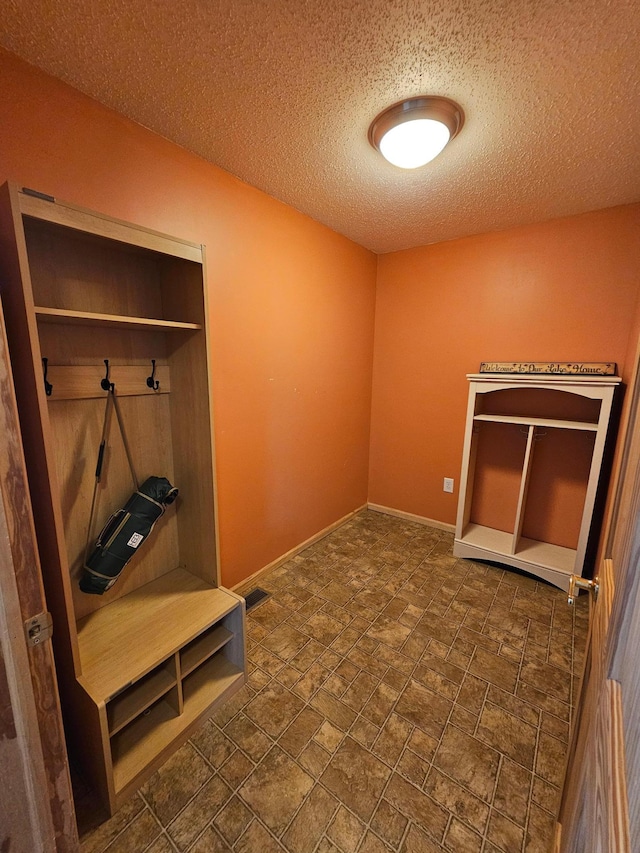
[0,49,377,588]
[3,48,640,581]
[370,206,640,533]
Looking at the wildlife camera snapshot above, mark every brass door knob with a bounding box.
[567,575,599,606]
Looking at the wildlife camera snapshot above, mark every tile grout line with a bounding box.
[284,544,552,844]
[84,514,584,853]
[242,539,448,849]
[138,790,181,853]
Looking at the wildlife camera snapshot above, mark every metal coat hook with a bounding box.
[42,357,53,397]
[101,359,114,392]
[146,359,160,391]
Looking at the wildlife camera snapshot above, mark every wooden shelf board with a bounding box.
[181,654,242,709]
[459,523,576,573]
[107,668,176,736]
[515,537,576,574]
[180,625,233,678]
[473,413,598,431]
[112,657,242,792]
[35,306,201,331]
[459,523,514,554]
[111,697,177,792]
[77,568,239,700]
[20,190,203,264]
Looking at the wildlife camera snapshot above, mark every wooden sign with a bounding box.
[479,362,617,376]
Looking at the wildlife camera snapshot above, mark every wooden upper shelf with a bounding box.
[35,306,201,331]
[473,413,598,431]
[20,189,203,264]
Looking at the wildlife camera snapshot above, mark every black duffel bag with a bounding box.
[79,476,178,595]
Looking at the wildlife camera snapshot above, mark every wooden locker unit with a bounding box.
[454,373,621,591]
[0,183,246,815]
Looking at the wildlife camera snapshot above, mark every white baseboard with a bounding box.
[232,504,368,592]
[367,502,455,533]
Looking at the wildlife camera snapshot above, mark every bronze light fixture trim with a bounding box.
[369,96,464,169]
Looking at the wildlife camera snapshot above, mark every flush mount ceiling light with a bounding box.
[369,96,464,169]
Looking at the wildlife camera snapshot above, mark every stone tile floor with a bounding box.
[78,510,589,853]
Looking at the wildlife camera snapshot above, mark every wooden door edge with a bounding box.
[0,283,78,849]
[607,679,630,853]
[0,455,56,849]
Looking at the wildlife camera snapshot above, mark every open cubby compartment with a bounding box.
[107,657,178,736]
[182,649,244,708]
[180,600,246,716]
[182,604,245,689]
[110,686,183,795]
[24,214,205,327]
[180,610,237,678]
[517,427,596,552]
[474,386,602,428]
[462,421,527,551]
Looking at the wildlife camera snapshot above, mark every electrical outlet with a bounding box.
[443,477,454,493]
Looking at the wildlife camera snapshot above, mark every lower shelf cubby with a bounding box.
[182,651,243,711]
[107,659,177,736]
[180,623,234,677]
[111,688,182,792]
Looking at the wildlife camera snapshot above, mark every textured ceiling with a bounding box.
[1,0,639,252]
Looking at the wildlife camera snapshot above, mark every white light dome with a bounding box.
[369,97,464,170]
[378,118,451,169]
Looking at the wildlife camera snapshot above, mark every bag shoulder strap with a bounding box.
[84,386,139,566]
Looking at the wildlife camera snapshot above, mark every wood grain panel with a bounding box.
[162,256,218,585]
[24,216,166,318]
[38,322,169,367]
[610,530,640,851]
[44,364,171,400]
[607,680,630,851]
[0,499,57,853]
[19,191,202,264]
[558,348,639,851]
[586,677,630,852]
[46,394,180,621]
[0,184,78,850]
[36,306,200,331]
[166,329,217,584]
